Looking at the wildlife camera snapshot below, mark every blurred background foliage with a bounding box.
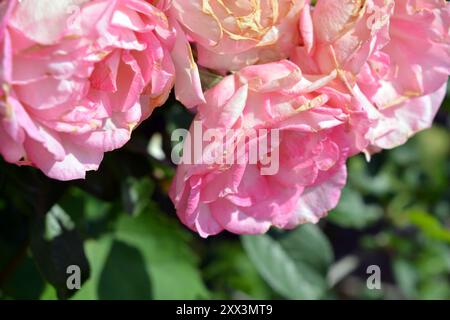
[0,83,449,301]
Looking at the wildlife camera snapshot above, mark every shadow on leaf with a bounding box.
[98,240,152,300]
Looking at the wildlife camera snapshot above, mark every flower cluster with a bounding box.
[1,0,449,237]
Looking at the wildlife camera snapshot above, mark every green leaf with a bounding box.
[416,244,450,277]
[276,224,334,274]
[327,255,360,287]
[1,255,46,300]
[199,67,224,91]
[98,240,152,299]
[393,259,418,299]
[121,177,155,216]
[347,156,395,196]
[114,212,209,299]
[203,241,271,299]
[408,210,450,243]
[73,210,209,300]
[242,225,332,300]
[58,187,117,241]
[39,285,57,300]
[419,277,450,300]
[70,236,114,300]
[29,205,90,300]
[329,187,383,229]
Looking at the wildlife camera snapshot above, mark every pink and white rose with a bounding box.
[169,61,370,237]
[291,0,450,151]
[356,0,450,149]
[0,0,203,180]
[169,0,307,72]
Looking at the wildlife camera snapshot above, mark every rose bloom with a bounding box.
[292,0,450,151]
[0,0,203,180]
[169,0,306,72]
[170,61,370,237]
[355,0,450,149]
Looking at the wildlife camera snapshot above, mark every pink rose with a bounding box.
[169,61,370,237]
[0,0,203,180]
[169,0,306,72]
[291,0,450,151]
[293,0,394,76]
[355,0,450,149]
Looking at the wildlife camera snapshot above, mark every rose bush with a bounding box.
[0,0,448,238]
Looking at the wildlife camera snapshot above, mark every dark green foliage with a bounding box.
[1,89,449,300]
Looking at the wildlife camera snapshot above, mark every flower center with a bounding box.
[202,0,293,41]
